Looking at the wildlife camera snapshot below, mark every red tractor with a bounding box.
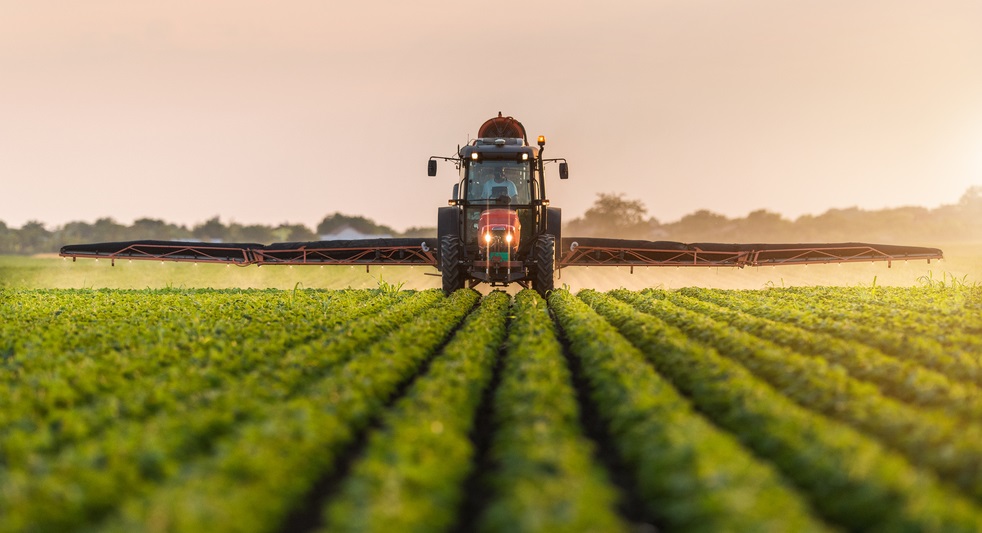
[428,113,567,295]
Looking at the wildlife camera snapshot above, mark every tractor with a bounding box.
[428,113,568,295]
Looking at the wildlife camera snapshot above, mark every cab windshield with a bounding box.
[465,161,532,204]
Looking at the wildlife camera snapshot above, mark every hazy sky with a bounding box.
[2,0,981,232]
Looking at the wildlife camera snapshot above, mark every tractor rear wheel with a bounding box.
[531,234,555,296]
[440,235,465,295]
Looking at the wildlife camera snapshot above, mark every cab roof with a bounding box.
[459,138,538,161]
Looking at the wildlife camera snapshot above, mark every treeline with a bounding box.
[3,187,980,255]
[0,213,435,255]
[567,186,982,244]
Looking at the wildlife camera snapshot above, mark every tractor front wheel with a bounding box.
[440,235,465,295]
[531,234,555,296]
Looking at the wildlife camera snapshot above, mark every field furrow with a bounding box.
[321,290,510,532]
[551,290,831,532]
[93,289,480,533]
[658,288,982,418]
[0,289,452,532]
[476,290,626,533]
[579,289,982,531]
[771,285,982,335]
[613,289,982,501]
[685,286,982,387]
[750,286,982,355]
[0,290,400,457]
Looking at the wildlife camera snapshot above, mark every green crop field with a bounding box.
[2,283,982,532]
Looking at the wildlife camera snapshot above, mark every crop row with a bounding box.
[0,288,460,531]
[2,285,982,532]
[686,286,982,385]
[768,285,982,333]
[652,288,982,418]
[611,289,982,499]
[322,290,511,531]
[98,288,480,532]
[550,290,829,531]
[476,290,624,532]
[579,289,982,530]
[326,290,629,532]
[0,290,400,459]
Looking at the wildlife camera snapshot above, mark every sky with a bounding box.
[2,0,981,232]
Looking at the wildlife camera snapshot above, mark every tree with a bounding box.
[566,193,656,239]
[132,218,192,241]
[57,221,95,249]
[273,223,317,243]
[91,218,129,242]
[401,226,437,238]
[228,223,276,244]
[665,210,731,241]
[17,221,52,254]
[584,193,647,226]
[960,186,982,211]
[0,221,15,253]
[801,207,866,241]
[736,209,793,241]
[317,213,396,237]
[192,217,229,242]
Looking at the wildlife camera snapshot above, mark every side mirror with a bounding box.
[427,159,438,177]
[452,183,459,200]
[559,162,569,180]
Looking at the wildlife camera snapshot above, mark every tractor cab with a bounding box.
[457,146,539,258]
[458,155,536,282]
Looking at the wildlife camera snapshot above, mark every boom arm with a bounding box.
[60,239,436,267]
[60,237,941,270]
[557,238,943,269]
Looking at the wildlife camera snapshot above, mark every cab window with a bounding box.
[466,161,531,204]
